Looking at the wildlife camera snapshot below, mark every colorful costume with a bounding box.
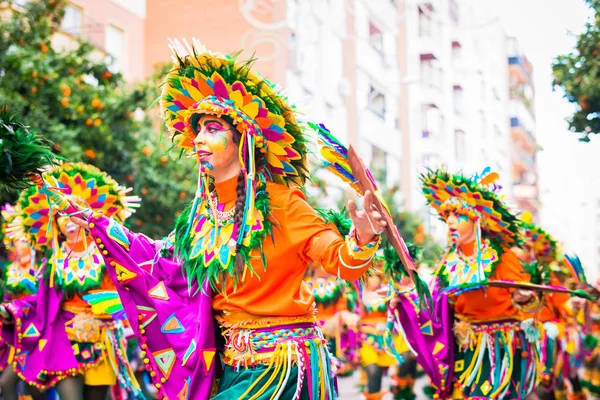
[389,169,540,399]
[86,40,381,400]
[583,284,600,397]
[1,203,40,302]
[0,163,142,396]
[305,264,359,376]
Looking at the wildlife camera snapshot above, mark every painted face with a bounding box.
[513,244,534,263]
[192,115,241,179]
[366,275,382,291]
[445,211,475,245]
[58,216,80,243]
[15,242,31,265]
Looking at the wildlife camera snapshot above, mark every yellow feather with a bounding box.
[479,172,500,186]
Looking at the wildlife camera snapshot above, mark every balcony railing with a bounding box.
[511,117,536,143]
[508,56,533,85]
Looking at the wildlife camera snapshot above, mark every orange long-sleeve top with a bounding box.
[450,241,527,321]
[211,176,375,323]
[538,274,570,323]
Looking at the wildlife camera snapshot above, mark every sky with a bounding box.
[473,0,600,254]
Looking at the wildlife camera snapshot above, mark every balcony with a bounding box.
[512,149,536,173]
[510,117,536,151]
[419,0,440,12]
[509,56,533,86]
[420,35,441,61]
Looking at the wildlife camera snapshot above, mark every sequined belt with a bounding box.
[222,322,328,368]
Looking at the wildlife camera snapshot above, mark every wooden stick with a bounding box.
[346,146,417,278]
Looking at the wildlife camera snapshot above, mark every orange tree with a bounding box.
[0,0,195,240]
[552,0,600,142]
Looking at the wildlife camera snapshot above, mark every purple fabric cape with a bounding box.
[392,281,455,398]
[89,213,217,400]
[0,267,90,388]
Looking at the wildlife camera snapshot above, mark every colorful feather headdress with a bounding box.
[519,212,560,267]
[17,162,140,250]
[161,39,308,184]
[161,38,309,254]
[421,168,520,247]
[563,254,587,284]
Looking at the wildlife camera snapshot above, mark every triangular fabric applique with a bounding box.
[419,321,433,336]
[38,339,48,352]
[161,314,185,334]
[108,218,131,251]
[433,341,445,355]
[114,262,138,284]
[72,343,80,355]
[182,339,196,367]
[148,281,169,301]
[201,349,216,375]
[153,348,176,379]
[137,305,158,328]
[23,323,40,338]
[138,260,154,275]
[177,378,190,400]
[15,352,27,370]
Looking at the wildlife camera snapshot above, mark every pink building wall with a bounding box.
[143,0,286,84]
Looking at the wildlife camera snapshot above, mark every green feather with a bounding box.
[0,109,61,190]
[315,208,352,237]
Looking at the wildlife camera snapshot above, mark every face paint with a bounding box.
[204,122,230,152]
[446,211,475,245]
[193,115,241,182]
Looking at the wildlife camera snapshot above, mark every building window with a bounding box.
[367,85,386,120]
[421,60,442,89]
[422,105,441,138]
[371,146,387,179]
[454,130,465,161]
[368,21,384,57]
[418,7,433,37]
[449,0,459,24]
[453,86,464,115]
[105,24,125,74]
[61,3,83,37]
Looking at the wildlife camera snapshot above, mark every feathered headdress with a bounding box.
[17,162,140,250]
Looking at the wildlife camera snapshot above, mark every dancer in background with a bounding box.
[0,162,142,400]
[388,169,539,400]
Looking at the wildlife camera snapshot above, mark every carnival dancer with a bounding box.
[555,255,590,400]
[382,246,420,400]
[583,280,600,398]
[0,162,142,400]
[388,169,539,400]
[359,266,397,400]
[511,216,575,400]
[68,40,385,400]
[0,203,39,302]
[0,203,43,399]
[305,261,359,377]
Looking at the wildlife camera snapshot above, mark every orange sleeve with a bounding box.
[284,189,376,281]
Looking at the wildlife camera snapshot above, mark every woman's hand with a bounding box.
[348,190,387,245]
[512,289,534,305]
[68,199,92,231]
[0,305,13,324]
